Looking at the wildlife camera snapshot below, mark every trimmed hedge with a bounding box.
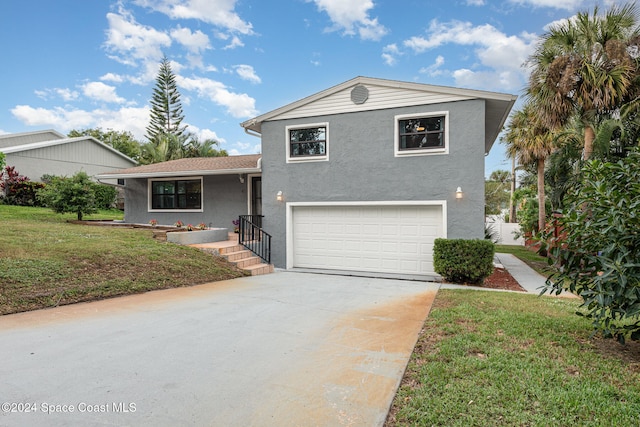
[433,238,495,284]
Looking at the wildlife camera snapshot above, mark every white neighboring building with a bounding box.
[0,129,137,183]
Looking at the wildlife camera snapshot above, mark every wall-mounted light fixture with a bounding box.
[276,191,284,202]
[238,174,245,184]
[455,186,463,199]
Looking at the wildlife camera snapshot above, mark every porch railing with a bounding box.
[238,215,271,264]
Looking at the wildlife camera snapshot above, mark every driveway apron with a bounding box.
[0,271,438,427]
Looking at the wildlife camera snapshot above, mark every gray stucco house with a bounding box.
[98,77,516,277]
[0,129,137,183]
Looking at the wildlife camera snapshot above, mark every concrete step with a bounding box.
[224,249,253,261]
[231,256,262,269]
[217,244,245,255]
[244,263,275,276]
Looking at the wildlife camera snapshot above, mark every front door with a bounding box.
[251,176,262,218]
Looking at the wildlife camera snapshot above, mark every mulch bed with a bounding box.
[475,267,527,292]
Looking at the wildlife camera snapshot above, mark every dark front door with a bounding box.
[251,176,262,218]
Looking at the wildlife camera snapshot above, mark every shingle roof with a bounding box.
[96,154,261,179]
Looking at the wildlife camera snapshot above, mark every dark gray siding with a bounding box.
[123,174,249,229]
[260,99,487,268]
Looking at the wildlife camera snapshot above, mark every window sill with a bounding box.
[286,156,329,163]
[395,148,448,157]
[147,208,204,213]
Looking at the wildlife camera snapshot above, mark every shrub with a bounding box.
[433,238,495,284]
[37,172,97,220]
[0,166,44,206]
[542,153,640,342]
[5,181,45,206]
[91,182,117,209]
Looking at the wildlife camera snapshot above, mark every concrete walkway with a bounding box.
[0,272,438,427]
[495,252,547,294]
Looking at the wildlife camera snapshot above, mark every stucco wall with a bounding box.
[123,174,250,228]
[260,99,487,268]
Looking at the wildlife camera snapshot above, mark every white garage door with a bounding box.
[291,204,444,275]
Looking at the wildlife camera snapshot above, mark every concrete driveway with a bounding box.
[0,271,438,427]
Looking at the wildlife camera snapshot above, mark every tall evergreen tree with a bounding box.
[146,55,187,148]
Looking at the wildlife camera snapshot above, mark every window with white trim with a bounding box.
[286,123,328,162]
[395,112,448,156]
[149,178,202,211]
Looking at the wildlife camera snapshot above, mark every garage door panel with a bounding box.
[292,205,444,275]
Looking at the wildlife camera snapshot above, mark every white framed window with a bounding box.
[395,111,449,157]
[286,122,329,163]
[148,177,203,212]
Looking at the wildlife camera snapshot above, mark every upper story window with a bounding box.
[149,178,203,211]
[395,112,449,157]
[286,123,328,162]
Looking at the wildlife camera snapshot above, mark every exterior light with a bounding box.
[276,191,283,202]
[456,187,463,199]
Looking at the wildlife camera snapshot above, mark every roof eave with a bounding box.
[95,167,261,180]
[484,95,518,154]
[1,136,138,165]
[240,76,520,133]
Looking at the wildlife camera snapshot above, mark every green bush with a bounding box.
[91,183,117,209]
[37,172,97,220]
[433,238,495,284]
[542,153,640,342]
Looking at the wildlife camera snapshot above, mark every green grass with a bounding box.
[496,244,550,275]
[386,291,640,426]
[0,205,245,314]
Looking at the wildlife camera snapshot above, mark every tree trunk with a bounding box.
[509,157,516,223]
[537,157,546,233]
[584,125,595,160]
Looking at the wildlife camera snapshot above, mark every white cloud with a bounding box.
[466,0,485,5]
[310,0,388,41]
[508,0,585,11]
[170,26,211,53]
[56,88,79,102]
[453,69,523,92]
[100,73,125,83]
[82,82,126,104]
[186,125,226,145]
[34,88,79,102]
[403,20,537,90]
[133,0,253,35]
[11,105,150,141]
[223,35,244,50]
[177,76,257,118]
[382,43,401,66]
[104,7,171,67]
[419,55,445,77]
[234,65,261,84]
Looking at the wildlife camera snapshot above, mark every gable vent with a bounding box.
[350,84,369,105]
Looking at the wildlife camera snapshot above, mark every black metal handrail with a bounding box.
[238,215,271,264]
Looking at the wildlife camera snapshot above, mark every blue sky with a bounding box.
[0,0,619,176]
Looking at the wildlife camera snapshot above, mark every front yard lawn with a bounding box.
[0,205,244,315]
[386,290,640,426]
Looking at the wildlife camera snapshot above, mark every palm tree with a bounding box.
[503,102,556,232]
[183,136,228,158]
[140,133,185,164]
[527,3,640,161]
